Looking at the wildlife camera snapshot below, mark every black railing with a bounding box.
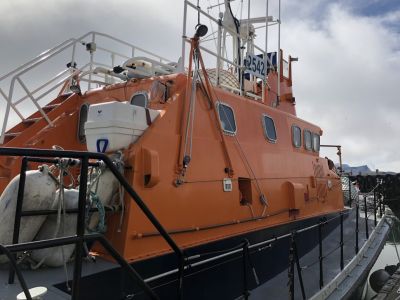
[286,175,385,299]
[0,147,185,300]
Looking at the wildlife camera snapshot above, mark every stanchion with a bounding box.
[289,234,295,300]
[9,157,28,284]
[373,190,377,226]
[288,232,306,300]
[348,176,352,206]
[355,201,359,254]
[242,240,250,300]
[319,222,324,289]
[340,213,344,270]
[364,195,369,239]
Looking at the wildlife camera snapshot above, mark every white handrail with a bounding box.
[0,31,174,144]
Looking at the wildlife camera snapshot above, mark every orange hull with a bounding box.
[0,69,344,263]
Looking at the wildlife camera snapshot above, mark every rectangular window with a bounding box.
[312,133,320,152]
[304,130,312,150]
[292,125,301,148]
[262,114,277,142]
[218,103,237,135]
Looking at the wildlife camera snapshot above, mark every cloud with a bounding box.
[280,3,400,171]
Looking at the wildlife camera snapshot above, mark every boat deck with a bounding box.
[0,257,118,299]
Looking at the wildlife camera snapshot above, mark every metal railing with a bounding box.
[0,147,185,300]
[182,0,280,101]
[0,32,173,144]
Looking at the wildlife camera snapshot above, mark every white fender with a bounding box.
[31,189,78,267]
[0,166,56,263]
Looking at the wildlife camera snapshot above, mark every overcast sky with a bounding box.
[0,0,399,172]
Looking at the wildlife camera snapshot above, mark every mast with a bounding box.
[263,0,269,103]
[277,0,281,104]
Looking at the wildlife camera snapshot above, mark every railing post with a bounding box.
[8,157,28,284]
[242,240,250,300]
[355,200,359,254]
[71,156,89,300]
[293,234,306,300]
[318,221,324,289]
[0,245,32,300]
[97,236,158,299]
[379,182,385,216]
[216,18,222,87]
[178,255,185,300]
[288,233,295,300]
[373,189,377,226]
[364,195,369,239]
[378,181,383,218]
[0,88,12,144]
[348,176,352,207]
[88,33,95,90]
[340,212,344,270]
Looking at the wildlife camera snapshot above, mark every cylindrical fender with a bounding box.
[0,166,56,263]
[31,189,79,267]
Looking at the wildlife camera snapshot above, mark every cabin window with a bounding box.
[304,130,312,151]
[218,103,237,135]
[292,125,301,148]
[130,92,148,107]
[262,114,277,142]
[312,133,320,152]
[78,103,89,143]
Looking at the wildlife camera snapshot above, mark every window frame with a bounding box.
[77,103,90,144]
[130,91,149,108]
[217,102,237,136]
[261,114,277,143]
[312,133,320,152]
[304,129,312,151]
[292,125,302,148]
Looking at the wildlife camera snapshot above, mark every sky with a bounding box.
[0,0,399,172]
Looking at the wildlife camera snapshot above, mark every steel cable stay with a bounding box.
[190,32,268,216]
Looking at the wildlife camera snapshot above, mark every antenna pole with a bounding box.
[277,0,281,103]
[263,0,269,103]
[182,1,188,68]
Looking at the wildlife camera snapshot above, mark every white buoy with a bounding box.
[16,286,47,300]
[0,166,56,264]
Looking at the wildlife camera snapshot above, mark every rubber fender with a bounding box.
[0,167,56,264]
[31,189,79,267]
[369,269,390,293]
